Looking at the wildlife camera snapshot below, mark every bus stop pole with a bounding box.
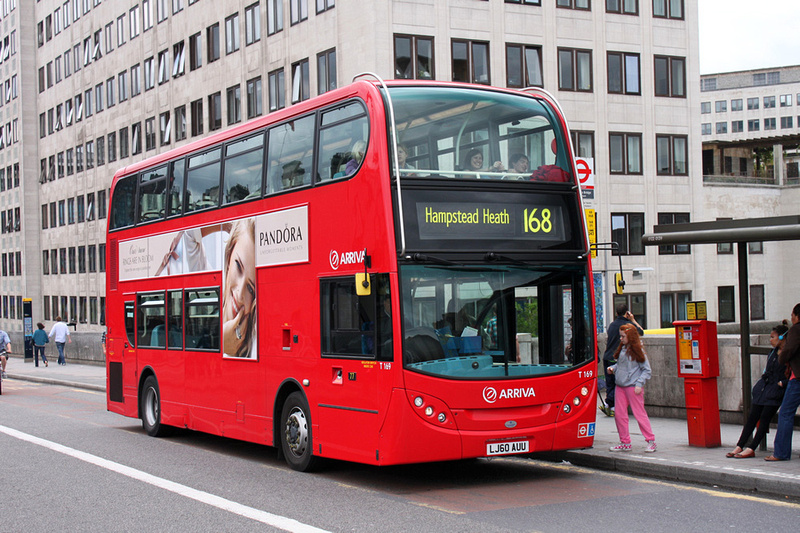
[737,242,751,424]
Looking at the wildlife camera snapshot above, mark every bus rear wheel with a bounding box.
[280,392,317,471]
[141,375,171,437]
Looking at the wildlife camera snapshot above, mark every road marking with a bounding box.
[522,458,800,508]
[0,424,329,533]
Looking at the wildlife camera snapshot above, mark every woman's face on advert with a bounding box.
[224,234,256,325]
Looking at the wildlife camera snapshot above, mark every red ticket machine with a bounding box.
[674,320,721,447]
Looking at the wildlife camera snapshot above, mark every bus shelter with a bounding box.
[641,215,800,420]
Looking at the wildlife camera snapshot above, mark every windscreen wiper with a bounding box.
[406,253,459,266]
[484,252,529,266]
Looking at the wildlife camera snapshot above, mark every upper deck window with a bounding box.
[387,86,572,183]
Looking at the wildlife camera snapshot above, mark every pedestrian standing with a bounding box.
[608,323,657,453]
[33,322,49,368]
[601,303,643,416]
[0,328,11,378]
[48,316,72,366]
[766,303,800,461]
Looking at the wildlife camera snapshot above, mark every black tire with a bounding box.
[140,375,171,437]
[280,391,317,471]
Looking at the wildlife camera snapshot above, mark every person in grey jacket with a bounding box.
[607,323,657,453]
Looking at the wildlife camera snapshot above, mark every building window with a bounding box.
[701,123,711,135]
[747,119,759,132]
[606,0,638,15]
[173,41,185,77]
[780,94,792,107]
[132,122,142,156]
[131,63,141,96]
[130,6,140,38]
[656,212,690,254]
[700,102,710,114]
[316,0,335,13]
[267,0,283,35]
[557,0,590,10]
[763,95,776,108]
[189,32,202,71]
[108,132,117,162]
[558,48,592,92]
[317,49,337,95]
[716,217,732,254]
[160,111,171,145]
[611,213,645,255]
[749,284,765,321]
[614,293,647,329]
[158,49,170,84]
[660,291,690,328]
[764,117,776,130]
[571,131,595,158]
[118,71,129,102]
[291,0,308,25]
[506,44,542,88]
[191,98,203,136]
[209,92,222,130]
[207,23,220,63]
[226,85,241,125]
[394,34,434,80]
[609,132,642,174]
[715,100,726,113]
[656,134,687,175]
[731,120,743,133]
[245,3,261,45]
[269,68,285,111]
[653,0,682,19]
[607,51,640,94]
[452,40,490,85]
[731,98,743,111]
[654,55,685,97]
[225,13,240,54]
[175,105,187,141]
[291,60,309,103]
[747,97,759,110]
[718,286,735,323]
[143,0,153,30]
[246,77,262,119]
[144,56,155,90]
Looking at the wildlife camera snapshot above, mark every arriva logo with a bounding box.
[483,386,536,404]
[329,249,366,271]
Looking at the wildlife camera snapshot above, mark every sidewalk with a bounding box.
[4,356,800,499]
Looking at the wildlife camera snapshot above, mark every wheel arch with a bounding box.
[273,378,306,458]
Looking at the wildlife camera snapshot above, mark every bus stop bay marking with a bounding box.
[0,425,329,533]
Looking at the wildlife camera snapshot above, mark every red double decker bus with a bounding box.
[105,77,597,470]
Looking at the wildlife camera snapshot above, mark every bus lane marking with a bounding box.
[0,424,330,533]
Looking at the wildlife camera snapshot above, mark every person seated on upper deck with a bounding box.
[281,160,307,190]
[461,148,504,178]
[345,140,367,176]
[503,153,530,179]
[396,144,417,177]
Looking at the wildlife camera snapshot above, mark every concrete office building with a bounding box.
[11,0,788,355]
[698,65,800,329]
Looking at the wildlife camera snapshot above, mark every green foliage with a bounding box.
[515,299,539,336]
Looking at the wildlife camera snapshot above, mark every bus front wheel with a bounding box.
[141,375,171,437]
[280,392,317,471]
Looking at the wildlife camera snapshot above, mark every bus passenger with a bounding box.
[504,153,529,179]
[345,140,367,175]
[461,148,504,178]
[222,218,257,359]
[396,144,417,176]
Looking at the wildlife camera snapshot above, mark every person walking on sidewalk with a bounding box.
[0,328,11,378]
[33,322,50,368]
[766,303,800,461]
[727,322,789,459]
[608,323,657,453]
[601,303,643,417]
[48,316,72,366]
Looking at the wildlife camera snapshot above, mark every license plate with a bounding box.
[486,440,529,456]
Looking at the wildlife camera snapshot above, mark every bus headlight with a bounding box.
[581,386,589,396]
[573,396,581,406]
[562,404,571,414]
[414,396,424,407]
[437,412,446,423]
[425,406,434,417]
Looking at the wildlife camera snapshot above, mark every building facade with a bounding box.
[13,0,780,353]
